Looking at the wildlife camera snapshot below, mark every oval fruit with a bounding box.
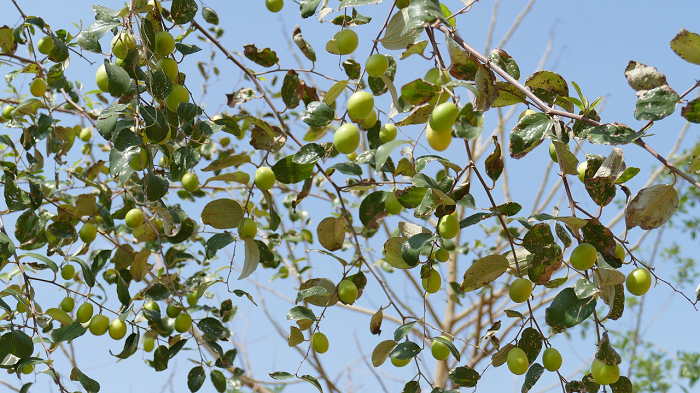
[109,318,127,340]
[509,278,533,303]
[187,291,198,307]
[434,248,449,262]
[570,243,597,270]
[615,243,625,261]
[379,123,397,143]
[111,32,136,59]
[79,128,92,142]
[238,217,257,239]
[154,31,175,56]
[76,303,94,323]
[265,0,284,12]
[61,264,75,280]
[334,123,360,154]
[144,301,160,313]
[391,357,411,367]
[129,148,149,170]
[166,304,181,318]
[96,64,110,92]
[156,58,179,82]
[347,91,374,120]
[337,280,358,304]
[125,208,145,228]
[365,54,389,77]
[384,192,403,215]
[255,166,276,191]
[60,296,75,312]
[507,347,529,375]
[164,85,189,112]
[89,314,110,336]
[438,215,459,239]
[30,79,47,97]
[422,268,442,293]
[181,172,199,192]
[335,30,358,55]
[426,124,451,151]
[174,313,192,333]
[143,334,155,352]
[429,102,459,132]
[519,109,537,120]
[312,332,329,353]
[80,223,97,243]
[542,347,562,372]
[591,359,620,385]
[362,110,377,128]
[37,36,54,55]
[431,337,451,360]
[626,268,652,296]
[577,161,588,183]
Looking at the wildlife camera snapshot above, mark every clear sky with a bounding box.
[3,1,700,392]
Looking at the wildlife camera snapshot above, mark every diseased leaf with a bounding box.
[625,184,678,230]
[461,255,510,292]
[670,28,700,65]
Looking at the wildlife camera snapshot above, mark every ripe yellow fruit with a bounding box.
[426,124,451,151]
[347,91,374,120]
[30,79,47,97]
[509,278,533,303]
[507,347,529,375]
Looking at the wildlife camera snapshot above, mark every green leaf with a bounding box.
[460,254,510,291]
[610,376,633,393]
[201,154,250,172]
[371,340,398,366]
[0,233,16,261]
[492,82,528,107]
[154,345,170,371]
[338,0,383,8]
[103,61,130,97]
[270,371,294,380]
[587,123,641,145]
[509,113,553,159]
[485,137,503,182]
[670,28,700,65]
[383,237,412,269]
[239,238,260,280]
[402,233,433,266]
[545,288,597,333]
[400,79,439,105]
[68,256,96,287]
[201,199,243,229]
[394,321,418,342]
[205,233,235,260]
[525,71,568,104]
[272,155,315,184]
[300,375,323,393]
[51,319,87,344]
[116,274,131,306]
[518,327,542,364]
[434,336,461,362]
[243,44,278,68]
[625,184,678,230]
[634,85,680,120]
[595,332,622,366]
[389,341,421,360]
[202,7,219,24]
[197,317,228,339]
[397,104,432,126]
[144,171,169,201]
[282,71,304,109]
[210,370,226,392]
[330,161,362,176]
[73,367,101,393]
[400,40,428,59]
[293,143,325,165]
[2,330,33,358]
[375,139,409,172]
[187,366,206,392]
[317,217,345,251]
[403,0,448,35]
[171,0,198,24]
[448,366,480,388]
[380,8,422,50]
[682,97,700,123]
[343,59,361,79]
[299,0,321,18]
[302,101,334,127]
[404,381,420,393]
[110,332,139,359]
[521,363,544,393]
[487,48,520,80]
[286,305,316,321]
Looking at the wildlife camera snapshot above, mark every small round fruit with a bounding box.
[79,128,92,142]
[96,65,110,92]
[144,301,160,313]
[238,217,257,239]
[80,223,97,243]
[626,268,652,296]
[384,192,403,215]
[549,143,559,163]
[570,243,597,270]
[181,172,199,192]
[334,123,360,154]
[519,109,537,120]
[265,0,284,12]
[166,304,181,318]
[615,243,626,261]
[187,291,198,307]
[426,124,451,151]
[424,68,452,87]
[125,208,145,229]
[422,268,441,293]
[365,54,389,77]
[164,84,189,112]
[220,136,231,147]
[161,317,175,336]
[30,79,47,97]
[379,124,398,143]
[434,248,449,262]
[429,102,459,133]
[255,166,276,191]
[577,161,588,183]
[2,105,14,118]
[111,33,136,59]
[591,359,620,385]
[61,264,75,280]
[509,278,533,303]
[143,335,155,352]
[431,337,451,360]
[129,148,149,170]
[109,318,127,340]
[312,332,329,353]
[337,279,358,304]
[76,303,94,323]
[542,347,562,372]
[154,31,175,56]
[397,0,410,8]
[22,364,34,374]
[89,314,110,336]
[37,36,54,55]
[346,152,357,161]
[438,214,459,239]
[391,357,411,367]
[156,58,179,82]
[347,91,374,120]
[507,347,529,375]
[335,29,359,55]
[60,296,75,312]
[362,110,377,128]
[174,313,192,333]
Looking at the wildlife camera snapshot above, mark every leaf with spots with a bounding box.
[243,44,279,68]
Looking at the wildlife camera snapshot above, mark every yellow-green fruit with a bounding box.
[61,264,75,280]
[391,357,411,367]
[144,301,160,313]
[60,296,75,312]
[80,223,97,243]
[334,123,360,154]
[165,85,189,112]
[255,166,276,191]
[143,335,155,352]
[125,208,145,229]
[507,347,529,375]
[2,105,14,118]
[181,172,199,192]
[519,109,537,120]
[429,102,459,132]
[129,147,149,170]
[434,248,449,262]
[425,68,452,105]
[438,214,459,239]
[89,314,110,336]
[591,359,620,385]
[347,91,374,120]
[37,36,54,55]
[238,217,257,239]
[111,33,136,59]
[76,302,94,323]
[626,268,652,296]
[337,279,358,304]
[265,0,284,12]
[570,243,597,270]
[154,31,175,56]
[384,192,403,215]
[335,29,358,55]
[365,54,389,78]
[156,58,179,81]
[542,347,562,372]
[379,123,397,143]
[422,268,441,293]
[30,79,47,97]
[187,291,198,307]
[577,161,587,183]
[431,337,451,360]
[426,124,451,151]
[615,243,625,261]
[22,364,34,374]
[362,110,377,128]
[96,65,110,92]
[109,318,127,340]
[220,136,231,147]
[311,332,329,353]
[174,313,192,333]
[346,152,357,161]
[509,278,533,303]
[166,304,181,318]
[79,128,92,142]
[397,0,410,8]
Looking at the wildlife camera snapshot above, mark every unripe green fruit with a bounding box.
[154,31,175,56]
[507,347,529,375]
[391,357,411,367]
[166,304,181,318]
[79,128,92,142]
[424,68,452,87]
[577,161,588,183]
[422,268,441,293]
[156,58,179,82]
[434,248,449,262]
[347,91,374,120]
[80,223,97,243]
[396,0,410,8]
[61,264,75,280]
[109,318,127,340]
[426,124,451,151]
[129,148,149,170]
[111,32,136,59]
[346,152,357,161]
[181,172,199,192]
[519,109,537,120]
[76,303,94,323]
[165,84,189,112]
[238,217,257,239]
[60,296,75,312]
[22,364,34,374]
[429,102,459,133]
[591,359,620,385]
[438,215,459,239]
[187,291,198,307]
[143,335,155,352]
[312,332,329,353]
[362,110,377,128]
[615,243,625,261]
[542,347,562,371]
[365,54,389,77]
[548,142,570,163]
[89,315,110,336]
[266,0,284,12]
[174,313,192,333]
[255,166,276,191]
[96,65,110,92]
[125,208,145,229]
[2,105,14,118]
[37,36,54,55]
[431,337,450,360]
[626,268,652,296]
[337,279,358,304]
[30,79,47,97]
[384,192,403,215]
[144,301,160,313]
[509,278,533,303]
[570,243,597,270]
[334,30,358,55]
[379,123,397,143]
[334,123,360,154]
